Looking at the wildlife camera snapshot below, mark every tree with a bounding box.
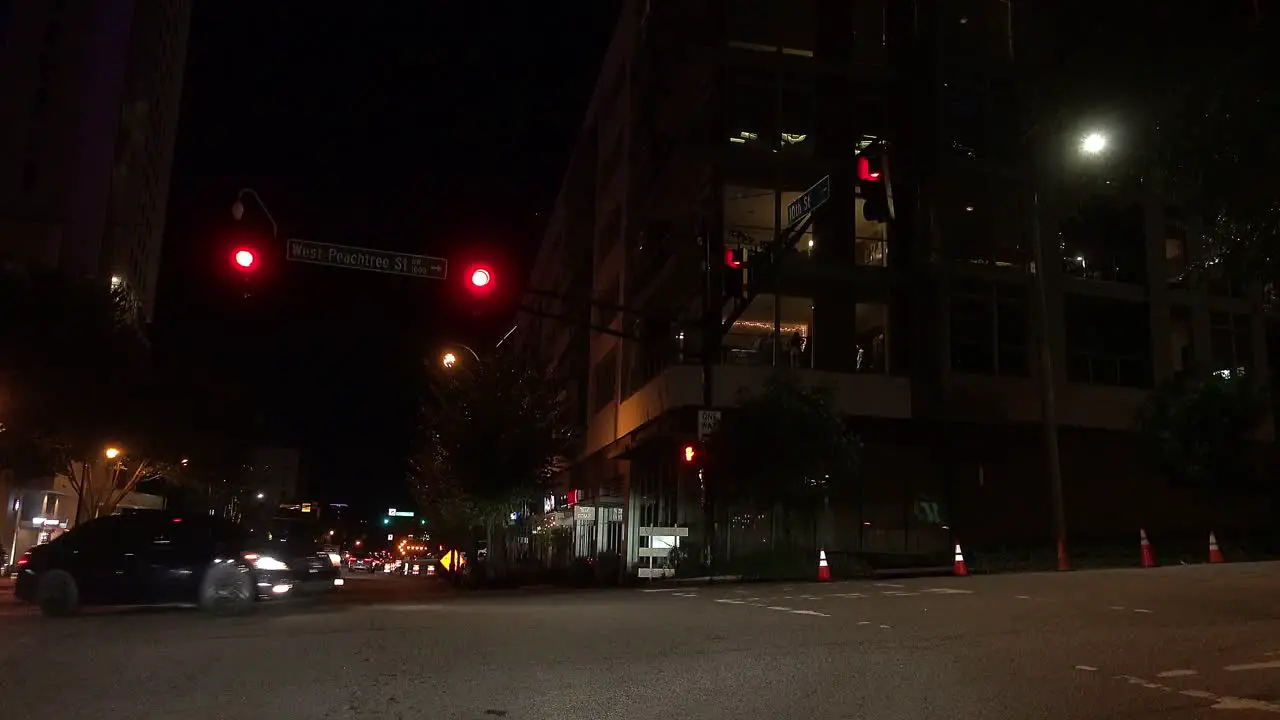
[407,348,576,578]
[1134,372,1270,498]
[704,373,860,524]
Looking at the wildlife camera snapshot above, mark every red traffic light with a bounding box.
[232,248,257,271]
[858,155,883,182]
[470,268,492,288]
[682,445,697,463]
[724,248,743,269]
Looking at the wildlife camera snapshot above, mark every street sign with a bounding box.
[387,509,415,517]
[785,175,832,228]
[286,238,447,280]
[698,409,722,440]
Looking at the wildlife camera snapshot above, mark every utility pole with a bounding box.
[699,211,720,577]
[1028,190,1069,571]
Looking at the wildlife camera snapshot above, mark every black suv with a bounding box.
[14,511,342,617]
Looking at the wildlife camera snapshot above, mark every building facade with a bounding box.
[0,0,192,321]
[520,0,1274,576]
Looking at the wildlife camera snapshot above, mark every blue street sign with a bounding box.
[785,175,832,227]
[286,239,447,280]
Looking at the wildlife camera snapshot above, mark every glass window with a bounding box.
[1170,306,1193,374]
[726,0,776,49]
[995,287,1029,376]
[852,0,887,65]
[778,82,815,156]
[725,295,813,368]
[1165,223,1188,287]
[854,198,888,266]
[1061,198,1146,285]
[1064,296,1151,387]
[855,302,888,373]
[1209,312,1252,376]
[723,70,775,151]
[950,295,994,374]
[591,348,618,412]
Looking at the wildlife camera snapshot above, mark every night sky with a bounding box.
[155,2,619,512]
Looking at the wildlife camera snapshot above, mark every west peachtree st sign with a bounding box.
[286,239,447,280]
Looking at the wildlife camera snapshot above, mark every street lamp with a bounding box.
[231,188,279,241]
[1079,131,1109,156]
[440,343,480,368]
[1027,125,1114,572]
[104,447,121,460]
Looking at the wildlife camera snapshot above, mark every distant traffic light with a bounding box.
[857,149,893,223]
[232,247,258,271]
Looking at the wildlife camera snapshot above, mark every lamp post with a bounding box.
[230,188,279,241]
[440,344,481,368]
[1027,128,1111,572]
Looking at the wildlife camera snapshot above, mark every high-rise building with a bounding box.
[0,0,193,321]
[520,1,1274,577]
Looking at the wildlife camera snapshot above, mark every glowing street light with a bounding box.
[442,352,457,369]
[104,447,121,460]
[1080,131,1109,156]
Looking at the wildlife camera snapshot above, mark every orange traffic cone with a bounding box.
[953,543,969,577]
[1208,532,1225,563]
[1139,529,1156,568]
[817,549,831,581]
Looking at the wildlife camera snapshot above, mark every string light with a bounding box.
[729,320,809,335]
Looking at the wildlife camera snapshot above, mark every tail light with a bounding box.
[16,552,30,567]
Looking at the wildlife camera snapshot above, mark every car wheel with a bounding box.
[198,563,255,616]
[37,570,80,617]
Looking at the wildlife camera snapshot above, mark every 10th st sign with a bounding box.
[286,239,447,280]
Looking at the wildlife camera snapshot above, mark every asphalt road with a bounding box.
[3,563,1280,719]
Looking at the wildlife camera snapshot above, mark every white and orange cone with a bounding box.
[953,543,969,577]
[817,549,831,581]
[1140,529,1156,568]
[1208,532,1225,564]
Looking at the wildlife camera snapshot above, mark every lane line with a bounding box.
[1074,665,1098,671]
[1225,660,1280,672]
[1132,608,1153,614]
[1156,669,1197,678]
[790,609,829,617]
[874,582,904,588]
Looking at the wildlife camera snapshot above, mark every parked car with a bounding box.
[13,511,343,617]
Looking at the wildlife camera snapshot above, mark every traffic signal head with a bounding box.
[724,248,743,269]
[683,444,697,463]
[468,267,492,289]
[858,155,883,182]
[232,247,257,271]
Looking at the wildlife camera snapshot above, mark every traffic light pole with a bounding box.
[700,217,718,577]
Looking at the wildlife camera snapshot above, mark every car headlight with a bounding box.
[244,553,289,571]
[327,553,341,567]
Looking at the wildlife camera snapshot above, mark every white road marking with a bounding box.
[1111,674,1280,712]
[857,621,871,625]
[874,582,905,588]
[673,592,698,597]
[1075,665,1098,671]
[1133,608,1153,614]
[832,593,865,598]
[1109,606,1126,610]
[1156,669,1198,678]
[641,588,680,593]
[1180,690,1216,699]
[923,588,974,595]
[714,599,745,605]
[1225,660,1280,672]
[878,624,891,629]
[881,591,920,596]
[790,609,829,617]
[766,606,791,611]
[1015,595,1031,599]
